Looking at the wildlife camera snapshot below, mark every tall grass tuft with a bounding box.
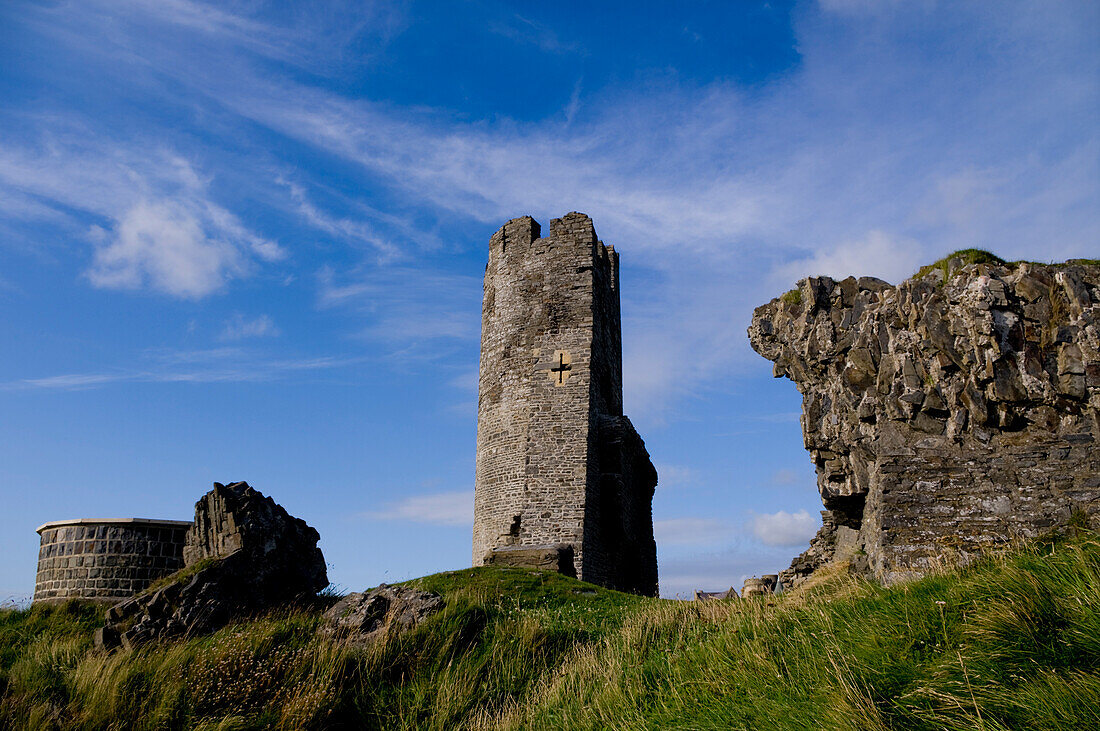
[1,537,1098,729]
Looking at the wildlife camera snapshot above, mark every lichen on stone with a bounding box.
[749,257,1100,588]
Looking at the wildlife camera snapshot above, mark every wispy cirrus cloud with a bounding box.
[367,490,473,527]
[186,1,1098,417]
[317,265,482,358]
[220,314,280,341]
[3,0,1096,418]
[17,374,124,390]
[0,137,284,298]
[654,518,730,547]
[487,13,581,55]
[12,0,408,75]
[1,350,358,391]
[281,179,403,260]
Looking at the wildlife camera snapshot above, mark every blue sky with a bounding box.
[1,1,1096,600]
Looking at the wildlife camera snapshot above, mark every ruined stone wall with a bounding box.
[473,213,657,595]
[749,258,1099,586]
[588,415,658,593]
[33,519,191,603]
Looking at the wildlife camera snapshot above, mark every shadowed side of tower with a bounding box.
[473,212,658,596]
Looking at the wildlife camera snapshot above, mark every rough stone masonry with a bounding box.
[96,481,327,649]
[749,258,1099,587]
[473,213,658,596]
[33,518,191,603]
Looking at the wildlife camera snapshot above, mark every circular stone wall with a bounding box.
[33,519,192,603]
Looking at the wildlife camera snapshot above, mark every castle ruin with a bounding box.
[473,213,658,596]
[749,258,1099,586]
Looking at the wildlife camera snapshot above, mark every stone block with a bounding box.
[484,544,577,577]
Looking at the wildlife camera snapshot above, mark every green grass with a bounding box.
[143,557,222,596]
[2,538,1099,730]
[914,249,1006,281]
[913,250,1099,285]
[779,288,803,307]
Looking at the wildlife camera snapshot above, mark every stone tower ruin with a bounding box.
[473,212,658,596]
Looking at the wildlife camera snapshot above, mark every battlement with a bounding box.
[488,213,618,287]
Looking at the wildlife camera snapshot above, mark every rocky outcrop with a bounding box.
[749,257,1100,586]
[96,482,327,649]
[320,585,444,647]
[182,481,327,602]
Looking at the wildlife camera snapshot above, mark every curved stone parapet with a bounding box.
[33,518,192,603]
[749,257,1099,586]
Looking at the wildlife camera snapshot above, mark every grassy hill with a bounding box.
[2,534,1099,730]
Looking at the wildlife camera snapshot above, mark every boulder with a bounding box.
[183,481,327,603]
[321,585,444,646]
[95,482,327,650]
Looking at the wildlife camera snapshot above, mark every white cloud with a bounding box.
[220,314,280,341]
[5,0,1098,415]
[817,0,913,15]
[198,1,1095,416]
[447,368,479,394]
[0,591,32,610]
[487,13,580,55]
[774,230,923,288]
[657,545,791,600]
[0,138,284,299]
[751,510,820,547]
[18,374,123,389]
[368,490,473,527]
[87,200,243,298]
[283,179,401,259]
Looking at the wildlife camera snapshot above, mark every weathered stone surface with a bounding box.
[96,482,327,649]
[182,481,327,599]
[742,577,774,597]
[320,585,444,646]
[749,260,1100,587]
[484,544,577,576]
[473,213,658,596]
[33,519,191,604]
